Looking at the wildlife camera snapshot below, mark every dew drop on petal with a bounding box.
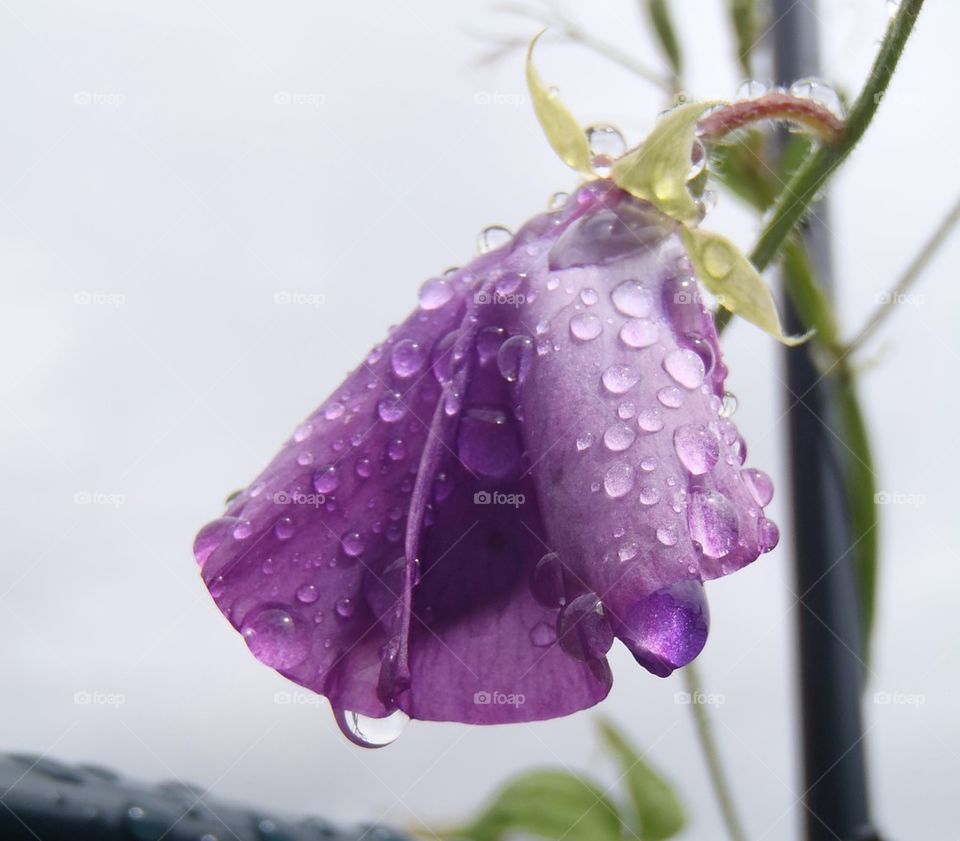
[324,402,345,421]
[741,467,774,507]
[377,392,407,423]
[418,277,454,310]
[391,339,426,378]
[604,462,635,498]
[194,517,237,566]
[620,318,659,348]
[622,581,709,676]
[639,486,660,506]
[340,530,365,557]
[557,593,614,661]
[241,607,309,670]
[758,517,780,552]
[293,422,313,442]
[611,279,653,317]
[335,597,356,618]
[602,364,639,394]
[530,621,557,647]
[737,79,768,99]
[497,334,534,384]
[296,584,319,604]
[313,465,339,494]
[657,524,679,546]
[637,407,664,432]
[531,552,566,608]
[603,423,636,452]
[579,287,599,306]
[673,424,721,475]
[576,432,595,452]
[688,491,739,558]
[478,225,512,254]
[657,386,684,408]
[570,312,602,341]
[663,349,705,389]
[618,401,636,420]
[233,520,253,540]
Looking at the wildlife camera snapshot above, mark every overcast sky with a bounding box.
[1,1,957,839]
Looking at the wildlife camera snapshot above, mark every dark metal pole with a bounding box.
[772,2,877,839]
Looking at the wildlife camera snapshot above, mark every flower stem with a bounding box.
[845,193,960,352]
[749,0,926,273]
[683,664,748,841]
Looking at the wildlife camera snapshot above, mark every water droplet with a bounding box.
[736,79,768,99]
[618,401,636,420]
[640,455,658,472]
[387,438,407,461]
[620,318,659,348]
[478,225,512,254]
[579,287,599,306]
[622,581,708,676]
[657,386,684,408]
[684,333,716,375]
[549,191,569,210]
[741,468,774,506]
[603,423,636,452]
[602,363,639,394]
[611,279,653,317]
[586,124,626,174]
[334,707,408,748]
[530,621,557,647]
[604,462,635,498]
[275,517,295,540]
[241,607,310,670]
[619,540,639,562]
[657,524,679,546]
[576,432,595,452]
[637,407,664,432]
[570,312,602,341]
[674,424,721,475]
[418,277,454,310]
[639,485,660,506]
[324,402,344,421]
[313,465,339,494]
[476,326,506,363]
[496,334,534,383]
[688,491,739,558]
[431,330,462,385]
[702,239,735,279]
[789,77,843,116]
[233,520,253,540]
[194,517,238,566]
[457,407,521,479]
[293,422,313,442]
[335,597,355,618]
[297,584,319,604]
[557,593,614,661]
[688,139,706,180]
[340,530,365,557]
[377,392,407,423]
[530,552,566,608]
[297,451,314,467]
[663,348,705,389]
[720,391,738,417]
[391,339,426,378]
[355,457,373,479]
[758,517,780,552]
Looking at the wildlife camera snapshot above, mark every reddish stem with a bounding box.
[697,91,844,144]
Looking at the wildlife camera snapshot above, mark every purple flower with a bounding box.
[194,181,778,729]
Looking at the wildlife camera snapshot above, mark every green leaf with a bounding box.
[729,0,760,77]
[681,226,810,346]
[525,30,593,174]
[645,0,683,78]
[455,770,624,841]
[611,101,720,224]
[597,718,685,840]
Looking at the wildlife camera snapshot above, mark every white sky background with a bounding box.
[0,1,957,839]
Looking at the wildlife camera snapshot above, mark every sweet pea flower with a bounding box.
[194,180,778,737]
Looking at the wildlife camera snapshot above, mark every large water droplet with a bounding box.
[611,279,654,318]
[418,277,454,310]
[496,334,534,383]
[637,407,664,432]
[585,123,626,174]
[241,607,310,670]
[663,349,705,390]
[758,517,780,553]
[377,392,408,423]
[570,312,602,341]
[741,467,774,507]
[530,552,566,608]
[736,79,768,99]
[620,318,659,348]
[478,225,512,254]
[391,339,426,378]
[603,423,636,452]
[604,462,635,498]
[657,386,684,408]
[456,408,521,479]
[194,517,238,566]
[313,465,339,494]
[602,364,639,394]
[688,491,739,558]
[789,77,843,116]
[673,424,720,475]
[622,580,709,676]
[334,707,408,748]
[557,593,614,661]
[549,206,666,270]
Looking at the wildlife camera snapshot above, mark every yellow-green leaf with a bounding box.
[611,101,721,224]
[681,226,811,345]
[525,30,593,174]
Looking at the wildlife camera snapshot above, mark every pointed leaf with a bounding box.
[455,769,624,841]
[681,226,810,345]
[597,718,685,840]
[525,30,593,174]
[611,101,721,224]
[645,0,683,78]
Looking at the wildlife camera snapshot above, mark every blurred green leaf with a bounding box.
[645,0,683,79]
[597,718,685,840]
[455,770,623,841]
[525,30,593,174]
[729,0,760,77]
[712,131,813,213]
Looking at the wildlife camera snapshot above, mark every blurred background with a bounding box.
[0,1,957,838]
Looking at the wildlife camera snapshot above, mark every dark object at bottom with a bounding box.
[0,751,409,841]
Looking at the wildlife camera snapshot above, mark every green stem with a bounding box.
[749,0,925,273]
[846,193,960,351]
[683,664,748,841]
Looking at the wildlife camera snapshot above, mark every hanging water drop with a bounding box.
[478,225,512,254]
[334,707,408,748]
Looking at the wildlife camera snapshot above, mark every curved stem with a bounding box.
[846,193,960,351]
[683,664,748,841]
[698,92,844,144]
[749,0,925,272]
